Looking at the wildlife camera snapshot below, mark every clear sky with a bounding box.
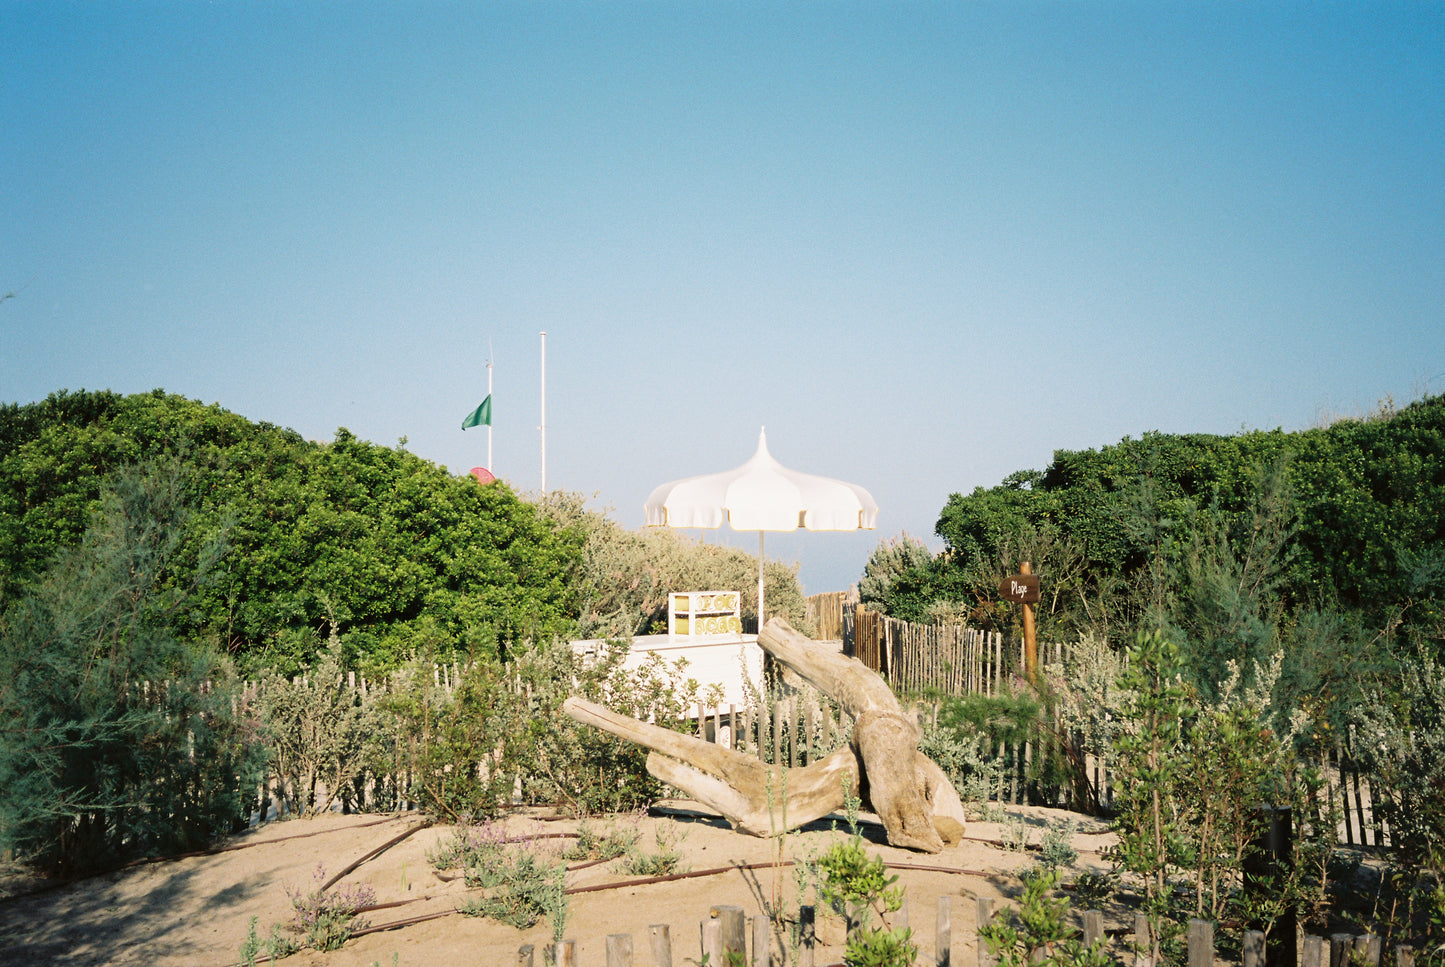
[4,2,1442,595]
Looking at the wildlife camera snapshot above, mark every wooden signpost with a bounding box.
[998,562,1040,680]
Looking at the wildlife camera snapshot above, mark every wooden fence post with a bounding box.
[702,919,721,963]
[1134,912,1153,967]
[1354,934,1382,967]
[937,895,951,967]
[715,905,746,960]
[1396,946,1415,967]
[798,905,815,967]
[517,943,534,967]
[805,702,819,765]
[648,924,673,967]
[773,702,785,765]
[976,897,995,967]
[790,697,801,768]
[1303,935,1326,967]
[607,933,634,967]
[1243,930,1266,967]
[1083,911,1104,948]
[1187,920,1213,967]
[1335,746,1355,847]
[554,939,577,967]
[1331,933,1354,967]
[753,914,772,967]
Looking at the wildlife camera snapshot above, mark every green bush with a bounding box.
[283,864,376,951]
[382,636,716,821]
[858,533,933,619]
[561,812,642,862]
[0,390,582,673]
[805,832,917,967]
[979,868,1110,967]
[434,822,569,938]
[615,823,689,876]
[254,631,388,818]
[516,640,716,815]
[374,644,528,823]
[928,688,1063,808]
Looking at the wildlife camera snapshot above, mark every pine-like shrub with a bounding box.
[0,463,265,874]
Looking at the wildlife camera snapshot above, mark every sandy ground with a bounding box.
[0,802,1117,967]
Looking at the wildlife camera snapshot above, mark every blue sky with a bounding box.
[4,2,1442,595]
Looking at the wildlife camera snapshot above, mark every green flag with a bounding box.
[462,395,491,429]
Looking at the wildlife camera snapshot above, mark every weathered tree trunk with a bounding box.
[560,617,966,853]
[759,617,963,852]
[561,696,859,836]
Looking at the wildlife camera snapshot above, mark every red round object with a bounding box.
[469,467,496,485]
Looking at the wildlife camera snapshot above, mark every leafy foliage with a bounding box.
[806,832,917,967]
[927,687,1076,811]
[254,631,388,817]
[560,812,642,862]
[979,867,1111,967]
[283,864,376,952]
[932,394,1445,651]
[1351,650,1445,954]
[918,712,1001,810]
[379,636,719,821]
[1352,650,1445,877]
[614,823,690,876]
[0,390,579,673]
[1,390,809,672]
[433,822,569,939]
[858,532,933,617]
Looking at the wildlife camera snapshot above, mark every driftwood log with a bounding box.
[561,616,965,853]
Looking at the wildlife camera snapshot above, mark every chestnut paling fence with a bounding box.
[186,590,1387,842]
[512,894,1417,967]
[809,595,1390,848]
[129,601,1407,965]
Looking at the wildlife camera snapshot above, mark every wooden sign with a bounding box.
[998,573,1040,604]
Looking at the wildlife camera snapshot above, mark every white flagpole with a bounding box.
[486,352,493,473]
[539,330,547,493]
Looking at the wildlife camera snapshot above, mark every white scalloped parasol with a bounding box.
[644,428,878,629]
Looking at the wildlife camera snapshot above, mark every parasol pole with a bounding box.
[539,330,547,492]
[758,532,765,632]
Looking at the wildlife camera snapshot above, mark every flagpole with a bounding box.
[539,330,547,493]
[486,354,493,473]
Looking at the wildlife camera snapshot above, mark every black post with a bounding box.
[1245,805,1296,967]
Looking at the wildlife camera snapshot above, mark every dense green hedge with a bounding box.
[927,393,1445,630]
[0,388,809,674]
[0,389,579,672]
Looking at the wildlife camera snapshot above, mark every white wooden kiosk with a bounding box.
[569,591,764,710]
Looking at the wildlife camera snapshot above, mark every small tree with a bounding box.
[0,462,264,874]
[1109,631,1332,964]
